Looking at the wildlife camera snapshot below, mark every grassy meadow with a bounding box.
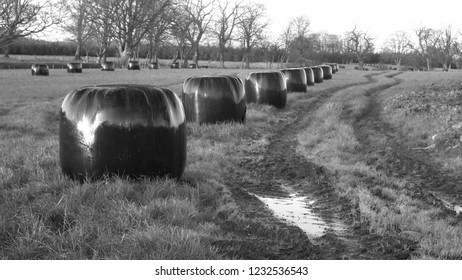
[0,65,375,259]
[0,67,256,259]
[3,64,462,259]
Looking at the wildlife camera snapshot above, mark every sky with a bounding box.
[256,0,462,50]
[41,0,462,51]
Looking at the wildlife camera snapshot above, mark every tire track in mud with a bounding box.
[215,72,389,259]
[347,73,462,217]
[334,72,462,259]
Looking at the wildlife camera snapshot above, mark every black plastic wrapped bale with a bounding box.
[148,63,159,69]
[245,71,287,108]
[31,64,49,76]
[319,65,333,80]
[188,63,197,69]
[311,66,324,83]
[67,62,82,73]
[128,61,140,70]
[182,75,246,124]
[303,67,315,86]
[280,68,307,93]
[59,84,187,181]
[170,62,180,69]
[101,61,115,71]
[327,63,338,74]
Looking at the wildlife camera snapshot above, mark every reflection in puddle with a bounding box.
[254,193,334,238]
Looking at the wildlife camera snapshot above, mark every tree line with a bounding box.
[1,0,462,70]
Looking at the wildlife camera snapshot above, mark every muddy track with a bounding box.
[215,70,462,259]
[347,74,462,217]
[214,73,397,259]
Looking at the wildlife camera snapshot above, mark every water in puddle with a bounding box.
[254,192,335,238]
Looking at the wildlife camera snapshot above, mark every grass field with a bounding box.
[2,66,462,259]
[4,55,271,70]
[0,67,256,259]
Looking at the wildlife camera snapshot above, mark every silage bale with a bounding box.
[280,68,307,92]
[60,84,187,181]
[31,64,49,76]
[245,71,287,108]
[182,75,246,124]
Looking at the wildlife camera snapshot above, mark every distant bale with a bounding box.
[326,63,338,73]
[245,71,287,108]
[311,66,324,83]
[170,62,180,69]
[128,61,140,70]
[182,75,246,124]
[188,63,197,69]
[59,84,186,181]
[31,64,49,76]
[302,67,315,86]
[101,61,115,71]
[148,62,159,69]
[319,65,333,80]
[280,68,307,93]
[67,62,82,73]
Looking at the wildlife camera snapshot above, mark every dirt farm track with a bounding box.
[2,65,462,260]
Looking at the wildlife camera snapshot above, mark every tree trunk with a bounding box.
[194,45,200,67]
[426,57,431,71]
[219,53,225,68]
[118,45,129,66]
[98,47,107,64]
[245,50,250,69]
[219,44,225,68]
[74,43,82,60]
[3,45,10,58]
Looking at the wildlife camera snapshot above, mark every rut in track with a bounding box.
[345,73,462,215]
[216,73,396,259]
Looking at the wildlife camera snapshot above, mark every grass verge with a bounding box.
[296,71,462,259]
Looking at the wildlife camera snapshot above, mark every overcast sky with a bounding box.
[258,0,462,50]
[41,0,462,51]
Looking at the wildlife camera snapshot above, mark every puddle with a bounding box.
[253,192,340,238]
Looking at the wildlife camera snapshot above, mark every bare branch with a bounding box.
[0,0,60,55]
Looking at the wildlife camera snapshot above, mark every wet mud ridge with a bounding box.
[214,74,391,259]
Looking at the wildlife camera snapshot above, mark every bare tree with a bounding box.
[59,0,93,60]
[345,25,374,70]
[289,15,311,65]
[170,16,189,67]
[212,0,241,68]
[110,0,172,63]
[145,5,172,65]
[409,27,438,71]
[238,2,268,69]
[278,20,295,68]
[266,39,281,69]
[87,0,118,64]
[292,15,310,38]
[175,0,215,67]
[434,26,458,71]
[0,0,59,57]
[384,30,411,67]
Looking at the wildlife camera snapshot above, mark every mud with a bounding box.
[213,71,462,259]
